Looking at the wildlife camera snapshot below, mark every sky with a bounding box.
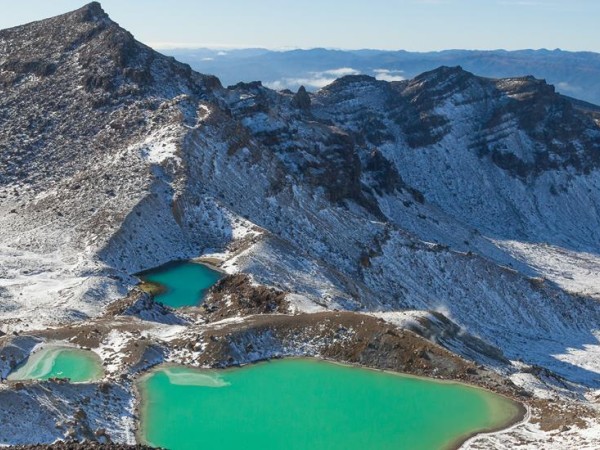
[0,0,598,52]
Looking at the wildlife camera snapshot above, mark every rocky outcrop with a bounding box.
[202,275,289,321]
[103,289,187,325]
[291,85,311,110]
[177,312,521,399]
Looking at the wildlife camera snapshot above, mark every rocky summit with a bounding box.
[1,3,600,449]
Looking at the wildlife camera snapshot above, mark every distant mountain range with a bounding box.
[165,47,600,106]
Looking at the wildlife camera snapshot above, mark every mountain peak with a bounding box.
[397,65,481,112]
[75,2,110,22]
[0,1,222,95]
[29,1,111,28]
[414,65,474,84]
[321,74,379,92]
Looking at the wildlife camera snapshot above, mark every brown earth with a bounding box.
[173,311,525,400]
[200,274,289,321]
[6,299,588,439]
[102,290,151,318]
[530,398,597,432]
[14,318,157,375]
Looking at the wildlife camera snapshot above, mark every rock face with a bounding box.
[291,85,311,110]
[313,67,600,249]
[2,3,600,448]
[202,274,289,320]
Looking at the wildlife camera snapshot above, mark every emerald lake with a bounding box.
[8,346,104,383]
[139,261,222,308]
[138,358,522,450]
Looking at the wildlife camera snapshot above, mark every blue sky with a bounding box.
[0,0,598,52]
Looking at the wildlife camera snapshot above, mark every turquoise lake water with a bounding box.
[139,261,222,308]
[8,346,104,382]
[138,358,522,450]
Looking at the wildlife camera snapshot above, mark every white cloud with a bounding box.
[265,67,408,91]
[321,67,360,77]
[556,81,582,93]
[373,69,405,82]
[266,76,338,90]
[265,67,361,91]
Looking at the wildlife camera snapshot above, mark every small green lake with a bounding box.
[139,261,222,308]
[138,358,522,450]
[8,346,104,383]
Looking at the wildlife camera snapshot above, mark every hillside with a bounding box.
[1,3,600,448]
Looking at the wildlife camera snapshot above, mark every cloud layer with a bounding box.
[265,67,405,91]
[373,69,405,82]
[265,68,360,90]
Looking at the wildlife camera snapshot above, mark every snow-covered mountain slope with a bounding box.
[0,2,225,328]
[2,3,600,447]
[312,70,600,298]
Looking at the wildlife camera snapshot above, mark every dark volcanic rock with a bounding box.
[484,76,600,177]
[364,148,405,195]
[103,289,187,325]
[227,80,263,90]
[291,85,311,110]
[203,274,289,320]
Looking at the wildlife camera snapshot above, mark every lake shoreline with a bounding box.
[451,402,529,450]
[134,356,527,450]
[7,344,104,383]
[135,260,223,309]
